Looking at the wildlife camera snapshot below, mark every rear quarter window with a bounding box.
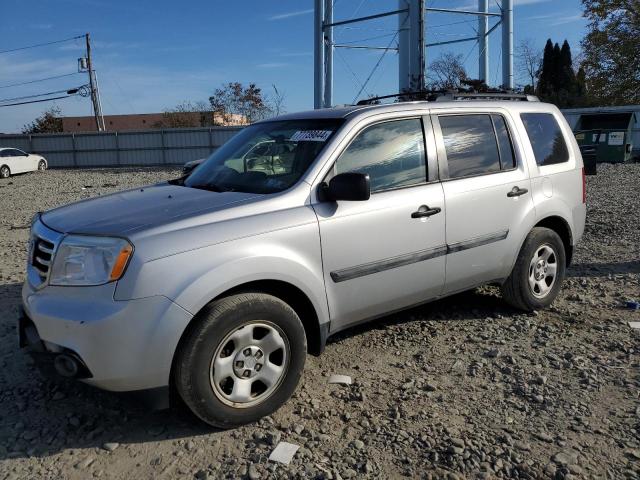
[521,113,570,166]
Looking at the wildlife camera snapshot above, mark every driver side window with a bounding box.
[333,118,427,193]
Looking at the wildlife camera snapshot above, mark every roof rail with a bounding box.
[356,89,539,105]
[435,92,539,102]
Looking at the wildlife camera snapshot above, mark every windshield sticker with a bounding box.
[290,130,332,142]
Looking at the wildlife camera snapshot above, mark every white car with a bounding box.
[0,148,47,178]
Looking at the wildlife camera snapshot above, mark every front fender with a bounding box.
[115,224,329,328]
[173,254,329,325]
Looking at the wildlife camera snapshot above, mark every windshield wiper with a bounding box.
[189,183,234,193]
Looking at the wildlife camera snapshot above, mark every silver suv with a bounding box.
[20,98,586,427]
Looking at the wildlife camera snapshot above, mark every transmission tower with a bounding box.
[314,0,514,108]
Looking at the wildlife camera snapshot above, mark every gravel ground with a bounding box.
[0,165,638,480]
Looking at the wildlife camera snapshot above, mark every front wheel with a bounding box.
[0,166,10,178]
[38,160,47,171]
[501,227,566,311]
[174,293,307,428]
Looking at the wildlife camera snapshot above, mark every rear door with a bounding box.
[313,116,446,331]
[432,110,536,294]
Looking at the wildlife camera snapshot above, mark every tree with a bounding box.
[427,52,468,90]
[536,39,556,98]
[209,82,271,125]
[536,39,588,107]
[270,85,286,117]
[559,40,577,89]
[581,0,640,104]
[517,39,543,90]
[155,101,213,128]
[22,106,63,134]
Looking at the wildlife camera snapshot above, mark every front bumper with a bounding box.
[21,281,192,392]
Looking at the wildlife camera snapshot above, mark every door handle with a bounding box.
[507,186,528,197]
[411,205,441,218]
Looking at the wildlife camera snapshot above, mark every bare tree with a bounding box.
[269,85,286,117]
[517,39,543,89]
[427,52,467,90]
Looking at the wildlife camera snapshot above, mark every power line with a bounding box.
[352,19,404,103]
[0,72,81,89]
[334,47,370,95]
[0,35,84,54]
[0,86,84,104]
[0,94,77,108]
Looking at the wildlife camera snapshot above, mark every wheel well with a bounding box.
[221,280,325,356]
[175,280,325,361]
[534,216,573,266]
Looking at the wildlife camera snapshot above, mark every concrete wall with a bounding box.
[0,126,243,168]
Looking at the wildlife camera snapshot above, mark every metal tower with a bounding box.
[314,0,514,108]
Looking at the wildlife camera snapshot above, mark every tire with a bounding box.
[501,227,566,311]
[38,160,47,171]
[174,292,307,428]
[0,165,10,179]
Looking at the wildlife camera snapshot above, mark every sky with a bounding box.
[0,0,588,133]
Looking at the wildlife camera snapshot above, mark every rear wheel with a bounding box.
[0,166,10,179]
[38,160,47,171]
[501,227,566,311]
[174,293,307,428]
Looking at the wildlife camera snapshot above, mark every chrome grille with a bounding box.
[32,237,55,280]
[27,217,62,289]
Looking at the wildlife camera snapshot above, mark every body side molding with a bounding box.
[330,230,509,283]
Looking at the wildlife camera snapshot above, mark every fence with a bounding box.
[0,126,244,168]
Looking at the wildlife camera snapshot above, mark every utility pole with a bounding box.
[85,33,105,131]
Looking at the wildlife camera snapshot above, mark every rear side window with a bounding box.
[521,113,569,166]
[492,115,516,170]
[336,118,426,193]
[439,114,501,178]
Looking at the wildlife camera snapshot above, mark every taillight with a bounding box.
[581,167,586,204]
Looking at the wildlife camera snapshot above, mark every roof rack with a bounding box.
[435,92,539,102]
[356,89,539,105]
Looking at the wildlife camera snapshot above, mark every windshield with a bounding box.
[184,119,344,194]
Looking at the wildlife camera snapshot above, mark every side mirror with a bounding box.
[321,172,371,202]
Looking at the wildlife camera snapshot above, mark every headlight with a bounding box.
[49,235,133,286]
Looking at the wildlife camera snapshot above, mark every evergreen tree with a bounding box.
[536,39,589,107]
[559,40,576,91]
[552,42,562,93]
[536,39,555,98]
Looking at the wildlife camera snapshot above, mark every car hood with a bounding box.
[41,183,260,236]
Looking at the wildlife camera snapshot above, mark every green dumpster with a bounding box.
[573,112,636,163]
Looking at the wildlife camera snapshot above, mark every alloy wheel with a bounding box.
[528,244,558,298]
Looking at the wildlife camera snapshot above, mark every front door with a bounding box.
[313,117,446,332]
[432,111,536,294]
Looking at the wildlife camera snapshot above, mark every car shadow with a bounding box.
[327,287,518,346]
[567,260,640,277]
